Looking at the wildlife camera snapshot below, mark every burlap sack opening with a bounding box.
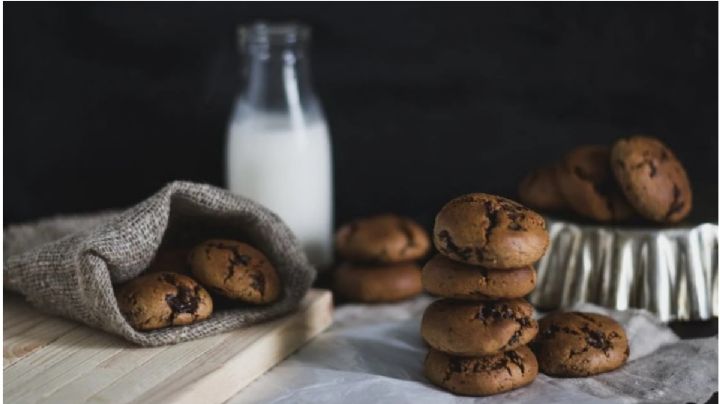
[3,181,316,346]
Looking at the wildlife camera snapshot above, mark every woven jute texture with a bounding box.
[3,181,316,346]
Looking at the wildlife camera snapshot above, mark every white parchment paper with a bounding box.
[229,295,717,404]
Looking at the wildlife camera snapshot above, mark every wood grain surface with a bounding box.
[4,289,333,404]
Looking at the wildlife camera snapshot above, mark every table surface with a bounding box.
[668,320,719,404]
[4,282,717,403]
[227,290,718,403]
[3,289,333,404]
[319,272,719,403]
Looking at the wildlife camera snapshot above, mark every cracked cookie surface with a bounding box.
[422,255,536,300]
[115,272,213,331]
[433,193,548,268]
[333,261,422,302]
[533,311,629,376]
[189,239,280,304]
[335,214,430,264]
[424,346,538,396]
[556,145,635,222]
[611,136,692,223]
[518,164,568,212]
[421,298,538,356]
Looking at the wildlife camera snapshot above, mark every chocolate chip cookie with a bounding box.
[422,255,536,300]
[189,239,281,305]
[335,214,430,264]
[611,136,692,223]
[425,345,538,396]
[333,262,423,302]
[533,311,629,377]
[421,298,538,356]
[433,193,549,268]
[555,145,635,222]
[115,272,213,331]
[518,164,568,212]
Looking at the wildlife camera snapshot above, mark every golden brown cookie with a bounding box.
[335,214,430,264]
[533,311,629,377]
[189,239,281,305]
[147,248,190,274]
[555,145,635,222]
[115,272,213,331]
[421,298,538,356]
[333,262,423,302]
[610,136,692,223]
[518,164,568,212]
[422,255,536,300]
[433,193,549,269]
[425,346,538,396]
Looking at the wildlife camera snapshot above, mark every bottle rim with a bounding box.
[238,22,311,46]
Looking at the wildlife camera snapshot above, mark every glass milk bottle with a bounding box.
[226,23,333,268]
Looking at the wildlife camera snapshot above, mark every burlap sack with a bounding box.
[3,181,316,346]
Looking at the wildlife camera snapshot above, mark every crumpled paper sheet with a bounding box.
[228,295,717,404]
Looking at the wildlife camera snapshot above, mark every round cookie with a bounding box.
[335,214,430,264]
[555,145,635,222]
[333,262,423,302]
[189,239,281,305]
[425,346,538,396]
[533,311,629,377]
[610,136,692,223]
[115,272,213,331]
[422,255,536,300]
[433,193,549,268]
[518,164,568,211]
[421,298,538,356]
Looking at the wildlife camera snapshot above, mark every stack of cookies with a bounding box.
[332,214,430,303]
[421,193,549,396]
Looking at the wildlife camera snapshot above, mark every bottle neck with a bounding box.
[243,44,313,111]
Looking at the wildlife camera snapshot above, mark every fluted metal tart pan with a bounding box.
[530,217,718,321]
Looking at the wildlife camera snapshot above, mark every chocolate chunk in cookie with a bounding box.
[518,164,568,212]
[532,311,629,377]
[611,136,692,223]
[421,298,538,356]
[333,261,423,303]
[555,145,635,222]
[422,254,536,300]
[335,214,430,264]
[433,193,548,268]
[189,240,281,304]
[115,272,213,331]
[424,346,538,396]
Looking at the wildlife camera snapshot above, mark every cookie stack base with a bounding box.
[420,297,540,396]
[425,346,538,396]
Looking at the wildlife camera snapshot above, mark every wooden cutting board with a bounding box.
[4,289,333,404]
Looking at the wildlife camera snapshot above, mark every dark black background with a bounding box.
[5,2,718,228]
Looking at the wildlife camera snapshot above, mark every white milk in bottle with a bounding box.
[226,23,333,268]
